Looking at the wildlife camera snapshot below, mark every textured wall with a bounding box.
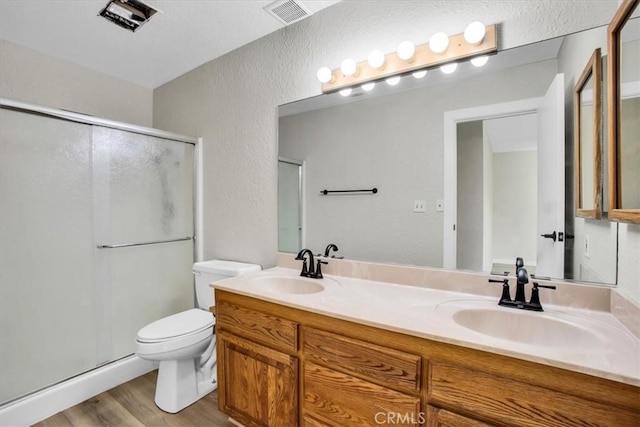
[0,40,153,127]
[152,0,619,269]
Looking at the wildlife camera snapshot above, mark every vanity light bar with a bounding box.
[319,24,497,94]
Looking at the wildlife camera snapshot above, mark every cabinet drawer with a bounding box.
[303,327,421,393]
[216,299,298,352]
[428,362,640,427]
[425,406,494,427]
[304,362,421,426]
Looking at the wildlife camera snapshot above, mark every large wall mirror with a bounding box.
[278,22,623,286]
[607,0,640,223]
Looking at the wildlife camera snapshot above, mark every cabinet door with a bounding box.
[218,332,298,427]
[304,362,421,426]
[426,406,494,427]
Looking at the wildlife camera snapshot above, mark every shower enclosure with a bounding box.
[0,99,197,406]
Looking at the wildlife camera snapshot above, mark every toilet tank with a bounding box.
[192,260,261,309]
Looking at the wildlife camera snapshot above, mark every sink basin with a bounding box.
[251,276,325,294]
[451,308,603,348]
[433,300,616,349]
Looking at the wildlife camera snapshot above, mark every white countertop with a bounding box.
[212,267,640,387]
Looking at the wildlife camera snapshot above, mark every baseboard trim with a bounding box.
[0,355,157,426]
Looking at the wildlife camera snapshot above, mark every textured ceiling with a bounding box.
[0,0,341,88]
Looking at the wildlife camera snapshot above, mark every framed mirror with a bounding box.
[607,0,640,223]
[574,48,602,219]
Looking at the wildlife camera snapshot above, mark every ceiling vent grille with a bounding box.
[264,0,313,25]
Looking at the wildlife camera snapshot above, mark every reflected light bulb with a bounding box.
[412,70,427,79]
[464,21,486,45]
[440,63,458,74]
[317,67,333,83]
[471,55,489,67]
[397,41,416,61]
[361,82,375,91]
[429,32,449,54]
[386,76,401,86]
[367,50,385,69]
[341,59,357,77]
[339,88,352,97]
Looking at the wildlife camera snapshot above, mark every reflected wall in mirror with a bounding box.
[279,24,618,285]
[575,48,602,219]
[607,0,640,222]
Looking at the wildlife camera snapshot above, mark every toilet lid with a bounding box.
[137,308,214,342]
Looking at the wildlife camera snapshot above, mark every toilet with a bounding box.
[136,260,261,413]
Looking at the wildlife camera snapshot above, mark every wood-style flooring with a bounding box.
[34,370,236,427]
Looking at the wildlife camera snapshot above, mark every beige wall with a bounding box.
[154,0,618,268]
[0,40,153,127]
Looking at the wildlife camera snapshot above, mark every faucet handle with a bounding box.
[489,278,512,304]
[533,283,556,290]
[528,282,556,310]
[315,259,328,279]
[300,259,309,277]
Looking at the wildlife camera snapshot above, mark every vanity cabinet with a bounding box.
[215,290,640,427]
[216,299,299,427]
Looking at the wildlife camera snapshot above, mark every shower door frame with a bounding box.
[0,97,202,416]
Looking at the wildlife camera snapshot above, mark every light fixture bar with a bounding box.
[321,24,497,94]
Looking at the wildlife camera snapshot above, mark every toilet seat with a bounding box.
[137,308,214,343]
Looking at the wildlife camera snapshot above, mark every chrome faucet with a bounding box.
[295,248,326,279]
[488,257,556,311]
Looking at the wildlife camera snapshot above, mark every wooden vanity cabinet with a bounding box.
[215,298,300,427]
[215,290,640,427]
[217,332,298,427]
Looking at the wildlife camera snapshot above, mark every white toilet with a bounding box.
[136,259,261,413]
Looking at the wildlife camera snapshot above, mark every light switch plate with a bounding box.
[436,199,444,212]
[413,200,426,213]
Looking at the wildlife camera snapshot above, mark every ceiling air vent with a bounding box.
[264,0,313,25]
[99,0,159,32]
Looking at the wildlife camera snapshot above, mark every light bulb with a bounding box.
[340,59,357,77]
[339,88,352,97]
[367,50,385,69]
[317,67,333,83]
[464,21,486,45]
[440,63,458,74]
[471,55,489,67]
[361,82,375,91]
[429,32,449,54]
[397,41,416,61]
[386,76,401,86]
[412,70,427,79]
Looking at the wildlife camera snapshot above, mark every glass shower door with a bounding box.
[0,109,97,404]
[0,108,196,405]
[92,126,194,363]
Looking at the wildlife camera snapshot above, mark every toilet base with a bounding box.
[154,358,217,413]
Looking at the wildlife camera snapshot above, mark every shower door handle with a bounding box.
[97,236,192,249]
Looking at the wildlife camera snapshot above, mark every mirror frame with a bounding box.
[607,0,640,223]
[574,48,602,219]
